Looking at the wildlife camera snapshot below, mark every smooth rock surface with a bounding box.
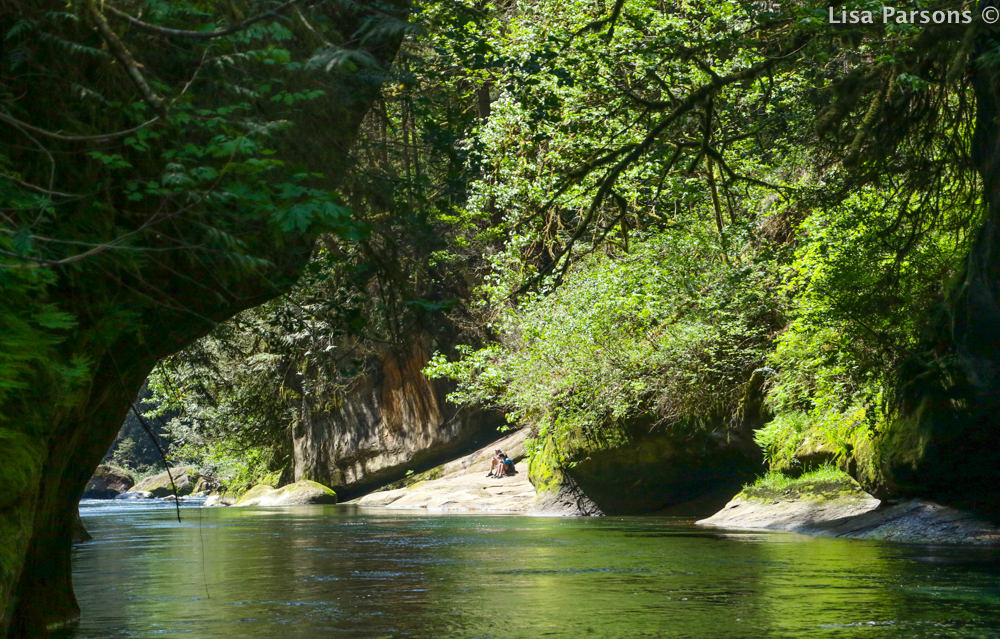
[527,472,603,517]
[698,490,881,533]
[126,468,216,498]
[82,465,135,499]
[357,430,537,512]
[234,480,337,507]
[699,489,1000,544]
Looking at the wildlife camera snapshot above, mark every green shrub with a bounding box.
[427,229,781,447]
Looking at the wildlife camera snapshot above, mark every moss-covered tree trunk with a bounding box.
[0,1,407,635]
[882,24,1000,514]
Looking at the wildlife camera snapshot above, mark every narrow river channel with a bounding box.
[62,499,1000,638]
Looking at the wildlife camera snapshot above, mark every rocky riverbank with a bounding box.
[697,473,1000,544]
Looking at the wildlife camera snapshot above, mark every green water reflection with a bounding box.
[63,501,1000,638]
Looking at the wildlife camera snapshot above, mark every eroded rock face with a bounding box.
[292,343,503,500]
[82,465,134,499]
[234,480,337,507]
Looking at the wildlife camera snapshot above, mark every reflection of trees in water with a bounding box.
[71,510,998,638]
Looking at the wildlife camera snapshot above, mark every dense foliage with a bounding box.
[90,0,993,494]
[0,0,415,460]
[136,0,500,483]
[423,0,984,486]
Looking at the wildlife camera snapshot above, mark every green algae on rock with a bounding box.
[126,468,211,498]
[526,417,762,516]
[234,480,337,507]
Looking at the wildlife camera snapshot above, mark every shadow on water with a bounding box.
[58,500,1000,639]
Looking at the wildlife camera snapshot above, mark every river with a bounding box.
[61,499,1000,638]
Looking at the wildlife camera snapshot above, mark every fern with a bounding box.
[38,32,111,59]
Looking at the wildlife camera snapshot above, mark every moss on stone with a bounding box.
[740,467,868,502]
[269,480,336,504]
[0,428,45,628]
[235,483,277,506]
[129,467,198,498]
[878,398,933,474]
[235,480,337,506]
[0,428,44,510]
[528,415,763,514]
[527,434,570,495]
[375,465,445,492]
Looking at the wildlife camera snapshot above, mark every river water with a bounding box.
[63,499,1000,638]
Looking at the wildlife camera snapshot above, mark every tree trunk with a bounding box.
[0,2,408,635]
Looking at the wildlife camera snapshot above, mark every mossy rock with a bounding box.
[0,428,45,511]
[739,470,869,503]
[793,436,839,471]
[235,483,277,505]
[128,467,198,498]
[0,427,46,619]
[529,417,762,515]
[235,480,337,507]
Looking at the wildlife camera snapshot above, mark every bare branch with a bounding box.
[0,111,159,143]
[0,174,79,198]
[104,0,304,40]
[87,0,167,117]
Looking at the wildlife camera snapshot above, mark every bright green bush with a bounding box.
[427,228,781,447]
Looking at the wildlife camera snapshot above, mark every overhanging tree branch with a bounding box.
[87,0,167,117]
[104,0,304,40]
[0,111,159,143]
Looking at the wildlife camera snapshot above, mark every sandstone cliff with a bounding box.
[291,343,503,500]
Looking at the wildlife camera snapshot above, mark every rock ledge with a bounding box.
[698,479,1000,544]
[356,430,536,513]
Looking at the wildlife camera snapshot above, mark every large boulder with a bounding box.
[698,471,881,533]
[234,480,337,507]
[527,416,763,516]
[697,471,1000,544]
[82,465,134,499]
[126,467,215,498]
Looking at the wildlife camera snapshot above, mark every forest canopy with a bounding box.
[118,0,1000,507]
[4,0,998,508]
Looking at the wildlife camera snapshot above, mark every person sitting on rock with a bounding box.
[502,454,515,475]
[494,453,515,478]
[487,449,505,477]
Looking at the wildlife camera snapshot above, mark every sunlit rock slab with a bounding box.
[699,491,1000,544]
[356,429,536,512]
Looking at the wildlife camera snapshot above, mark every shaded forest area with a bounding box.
[3,0,1000,636]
